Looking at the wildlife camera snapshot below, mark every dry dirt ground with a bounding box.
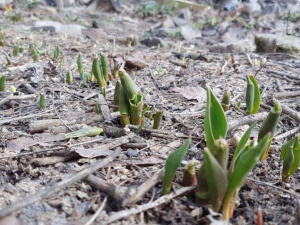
[0,1,300,224]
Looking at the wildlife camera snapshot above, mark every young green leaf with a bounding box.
[92,58,106,88]
[281,135,300,182]
[100,53,110,82]
[129,93,143,125]
[196,138,228,204]
[204,86,227,150]
[221,89,231,112]
[182,160,199,187]
[13,45,19,57]
[39,94,45,110]
[119,69,140,101]
[258,100,282,160]
[119,86,130,126]
[0,75,5,91]
[282,146,294,182]
[204,148,228,212]
[223,133,271,220]
[232,122,256,162]
[153,110,163,129]
[249,75,260,114]
[113,81,121,112]
[77,54,83,77]
[54,46,59,59]
[162,138,191,195]
[246,76,254,114]
[287,135,300,176]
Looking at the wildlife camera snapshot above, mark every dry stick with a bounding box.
[22,82,38,94]
[274,126,300,141]
[169,60,187,68]
[84,196,108,225]
[0,110,55,125]
[0,148,122,219]
[227,112,268,133]
[247,178,300,198]
[148,69,161,90]
[85,168,164,207]
[98,94,111,121]
[261,102,300,123]
[268,91,300,99]
[29,112,120,133]
[0,94,36,107]
[267,70,300,81]
[105,186,195,224]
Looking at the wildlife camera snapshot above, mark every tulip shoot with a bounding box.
[39,94,45,110]
[246,75,260,114]
[162,138,191,195]
[258,100,282,160]
[119,69,140,101]
[223,134,271,220]
[153,110,163,129]
[182,160,199,187]
[113,81,121,112]
[92,58,106,88]
[0,75,5,91]
[77,54,83,77]
[204,86,227,150]
[280,135,300,182]
[54,46,59,59]
[221,89,230,111]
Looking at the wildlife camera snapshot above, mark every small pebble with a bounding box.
[126,149,138,157]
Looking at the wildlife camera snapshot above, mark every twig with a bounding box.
[0,94,36,107]
[227,112,268,133]
[247,178,300,198]
[273,127,300,141]
[0,148,122,218]
[84,197,107,225]
[105,186,195,224]
[0,110,55,125]
[267,70,300,81]
[268,91,300,99]
[86,168,164,207]
[98,94,111,121]
[148,69,161,90]
[169,60,187,68]
[246,53,253,67]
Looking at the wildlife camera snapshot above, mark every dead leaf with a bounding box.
[125,51,148,70]
[7,133,65,153]
[171,85,206,103]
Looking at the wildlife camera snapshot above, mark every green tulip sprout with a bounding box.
[162,138,191,195]
[280,135,300,182]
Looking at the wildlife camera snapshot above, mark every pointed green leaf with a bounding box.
[246,76,254,114]
[287,135,300,176]
[92,58,106,88]
[162,138,191,195]
[232,122,256,162]
[223,134,270,220]
[119,69,140,100]
[282,146,294,182]
[249,75,260,114]
[258,100,282,160]
[204,86,227,150]
[280,139,295,160]
[204,148,228,212]
[209,138,229,170]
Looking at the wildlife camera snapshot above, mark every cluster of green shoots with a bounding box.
[161,82,297,221]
